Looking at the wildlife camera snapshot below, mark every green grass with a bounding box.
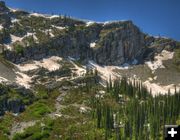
[19,100,54,121]
[61,105,80,116]
[0,132,9,140]
[12,115,104,140]
[0,113,16,135]
[19,87,60,121]
[34,85,48,99]
[13,117,53,140]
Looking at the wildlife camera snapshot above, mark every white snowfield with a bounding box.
[17,56,62,72]
[88,60,179,96]
[34,56,62,71]
[15,71,33,89]
[88,60,135,81]
[15,56,62,88]
[88,61,121,82]
[143,81,180,96]
[68,57,86,77]
[17,63,39,72]
[145,50,174,73]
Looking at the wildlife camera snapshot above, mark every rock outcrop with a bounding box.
[0,98,24,115]
[93,21,145,65]
[0,1,9,13]
[2,21,146,65]
[0,84,33,116]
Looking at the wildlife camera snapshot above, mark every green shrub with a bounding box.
[30,102,51,117]
[14,44,24,54]
[21,101,52,120]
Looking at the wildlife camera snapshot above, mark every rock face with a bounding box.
[0,98,24,115]
[0,84,33,116]
[93,21,145,65]
[0,1,11,27]
[3,21,147,65]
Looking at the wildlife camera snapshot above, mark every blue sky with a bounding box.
[3,0,180,41]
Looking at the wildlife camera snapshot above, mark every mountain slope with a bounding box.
[0,1,179,94]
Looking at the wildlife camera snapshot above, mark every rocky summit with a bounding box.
[0,2,179,66]
[0,1,180,140]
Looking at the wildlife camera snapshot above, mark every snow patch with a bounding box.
[52,25,66,30]
[88,60,179,95]
[103,20,128,26]
[145,50,174,73]
[88,61,120,82]
[49,15,59,19]
[4,44,12,51]
[11,18,19,23]
[15,72,32,89]
[11,34,23,43]
[16,56,62,72]
[34,56,62,71]
[68,57,86,77]
[26,32,34,37]
[143,80,179,96]
[86,21,95,27]
[30,13,45,17]
[17,63,39,72]
[0,25,3,30]
[0,77,8,83]
[44,29,54,37]
[90,42,96,48]
[3,34,25,50]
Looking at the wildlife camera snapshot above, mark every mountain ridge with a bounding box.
[0,1,180,94]
[0,1,179,65]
